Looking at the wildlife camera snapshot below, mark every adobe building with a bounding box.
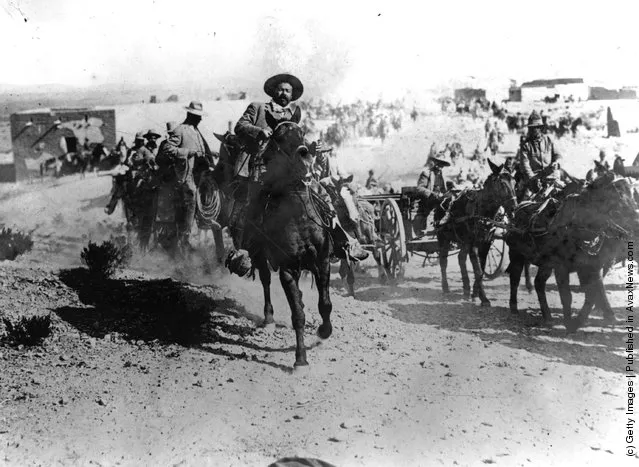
[8,107,116,182]
[518,78,588,102]
[453,88,486,102]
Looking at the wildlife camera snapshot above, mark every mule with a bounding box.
[506,173,639,331]
[437,159,518,305]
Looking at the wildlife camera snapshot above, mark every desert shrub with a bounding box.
[81,240,132,279]
[0,227,34,260]
[2,314,52,346]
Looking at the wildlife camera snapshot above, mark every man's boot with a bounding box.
[225,185,263,277]
[331,219,369,262]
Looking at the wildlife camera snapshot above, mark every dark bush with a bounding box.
[2,314,52,346]
[81,240,132,279]
[0,227,34,260]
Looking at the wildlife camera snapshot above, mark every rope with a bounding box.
[195,173,222,230]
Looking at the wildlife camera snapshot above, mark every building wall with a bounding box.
[9,108,115,181]
[454,88,486,102]
[521,83,589,102]
[508,88,522,102]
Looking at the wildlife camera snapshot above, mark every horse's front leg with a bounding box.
[507,252,525,314]
[554,264,574,332]
[524,262,533,293]
[469,245,490,306]
[315,257,333,340]
[279,267,307,367]
[339,260,355,297]
[439,236,451,294]
[534,265,554,323]
[213,227,225,264]
[578,267,618,328]
[257,255,275,329]
[374,248,388,284]
[458,245,471,298]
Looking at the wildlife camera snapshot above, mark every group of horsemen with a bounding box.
[104,72,583,276]
[416,109,585,228]
[105,73,370,276]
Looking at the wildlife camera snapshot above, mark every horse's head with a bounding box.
[264,121,312,188]
[483,158,518,214]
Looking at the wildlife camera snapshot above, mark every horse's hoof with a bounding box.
[564,319,579,334]
[261,321,276,333]
[480,300,491,308]
[293,363,310,375]
[442,286,451,294]
[317,323,333,340]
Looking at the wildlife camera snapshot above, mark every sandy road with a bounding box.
[0,168,635,467]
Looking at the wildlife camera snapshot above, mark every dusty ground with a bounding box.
[0,114,636,466]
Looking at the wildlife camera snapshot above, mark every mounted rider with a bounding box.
[225,73,368,276]
[156,101,215,253]
[518,110,563,194]
[312,146,364,241]
[416,153,453,229]
[104,131,146,215]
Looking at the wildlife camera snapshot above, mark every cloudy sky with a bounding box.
[1,0,637,100]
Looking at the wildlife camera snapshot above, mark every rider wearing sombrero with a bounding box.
[519,110,562,194]
[416,153,453,229]
[226,73,369,276]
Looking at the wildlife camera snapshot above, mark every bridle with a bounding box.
[484,170,518,214]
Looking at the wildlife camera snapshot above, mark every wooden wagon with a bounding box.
[359,186,507,280]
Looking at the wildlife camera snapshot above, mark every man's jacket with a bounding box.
[519,135,561,179]
[156,122,212,185]
[234,101,301,179]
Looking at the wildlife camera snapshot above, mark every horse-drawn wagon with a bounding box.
[359,185,507,280]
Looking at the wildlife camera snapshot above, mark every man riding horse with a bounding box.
[416,153,454,230]
[518,110,563,196]
[225,73,368,276]
[156,101,215,254]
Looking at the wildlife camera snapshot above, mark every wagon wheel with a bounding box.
[483,236,507,280]
[483,207,508,280]
[379,199,407,279]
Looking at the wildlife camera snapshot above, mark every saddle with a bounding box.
[513,197,559,235]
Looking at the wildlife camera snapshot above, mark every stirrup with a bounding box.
[225,249,253,277]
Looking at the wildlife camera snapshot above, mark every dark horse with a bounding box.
[506,173,639,331]
[437,159,518,305]
[227,122,335,368]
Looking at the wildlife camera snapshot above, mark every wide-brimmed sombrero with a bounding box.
[264,73,304,101]
[527,110,543,127]
[144,128,162,139]
[184,101,207,116]
[430,154,451,167]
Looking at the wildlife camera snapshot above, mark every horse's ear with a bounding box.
[487,158,499,174]
[291,106,302,124]
[344,174,354,183]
